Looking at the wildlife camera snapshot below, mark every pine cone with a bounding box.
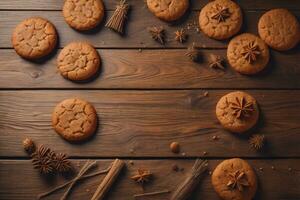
[52,153,73,173]
[31,145,54,175]
[22,138,35,154]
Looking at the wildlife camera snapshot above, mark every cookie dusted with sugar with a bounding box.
[12,17,57,60]
[216,91,259,133]
[199,0,242,40]
[63,0,105,31]
[52,98,98,142]
[258,9,300,51]
[57,42,100,81]
[147,0,189,22]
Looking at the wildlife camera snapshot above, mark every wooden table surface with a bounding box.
[0,0,300,199]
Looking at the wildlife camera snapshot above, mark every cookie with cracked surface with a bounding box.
[63,0,105,31]
[57,42,100,81]
[216,91,259,133]
[227,33,269,75]
[258,9,300,51]
[199,0,242,40]
[147,0,189,22]
[52,98,97,142]
[12,17,57,60]
[212,158,257,200]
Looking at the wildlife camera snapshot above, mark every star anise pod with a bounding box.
[185,43,200,62]
[31,145,54,175]
[249,134,265,150]
[227,170,250,191]
[211,5,231,23]
[52,153,73,173]
[148,26,165,44]
[131,169,152,185]
[209,54,225,70]
[230,97,254,119]
[174,29,187,43]
[241,41,261,63]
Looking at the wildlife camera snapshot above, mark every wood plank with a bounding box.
[0,159,299,200]
[1,49,300,89]
[0,90,299,158]
[1,10,299,48]
[0,0,300,10]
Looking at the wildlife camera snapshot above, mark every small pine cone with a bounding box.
[52,153,73,173]
[22,138,35,154]
[31,145,54,175]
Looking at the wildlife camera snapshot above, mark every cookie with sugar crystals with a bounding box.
[52,98,97,142]
[12,17,57,60]
[199,0,243,40]
[258,9,300,51]
[147,0,189,22]
[63,0,105,31]
[216,91,259,133]
[212,158,257,200]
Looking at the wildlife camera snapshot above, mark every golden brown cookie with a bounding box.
[146,0,189,22]
[227,33,269,75]
[216,91,259,133]
[199,0,243,40]
[12,17,57,60]
[57,42,100,81]
[63,0,105,31]
[212,158,257,200]
[52,98,97,142]
[258,9,300,51]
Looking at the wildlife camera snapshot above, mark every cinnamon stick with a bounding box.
[91,159,125,200]
[171,159,208,200]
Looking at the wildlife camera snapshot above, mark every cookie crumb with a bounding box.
[203,151,208,155]
[129,160,134,165]
[86,189,90,192]
[130,148,135,154]
[172,164,179,172]
[212,135,218,140]
[259,167,263,171]
[203,91,209,97]
[288,167,292,171]
[181,152,186,156]
[271,166,275,170]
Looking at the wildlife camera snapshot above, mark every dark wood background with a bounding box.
[0,0,299,199]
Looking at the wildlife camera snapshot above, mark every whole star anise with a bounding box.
[230,97,254,119]
[148,26,165,44]
[241,41,261,63]
[209,54,225,70]
[31,145,54,175]
[131,169,152,185]
[249,134,265,150]
[227,170,250,191]
[174,29,187,43]
[211,5,231,23]
[52,153,73,173]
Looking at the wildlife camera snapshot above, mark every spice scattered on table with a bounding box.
[170,142,180,153]
[22,138,36,154]
[32,145,54,175]
[174,29,187,43]
[148,26,165,44]
[208,54,225,70]
[185,43,200,62]
[131,168,152,185]
[249,134,265,150]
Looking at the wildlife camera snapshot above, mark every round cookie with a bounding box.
[199,0,243,40]
[227,33,269,75]
[258,9,300,51]
[57,42,100,81]
[52,98,97,142]
[212,158,257,200]
[147,0,189,22]
[12,17,57,60]
[63,0,105,31]
[216,91,259,133]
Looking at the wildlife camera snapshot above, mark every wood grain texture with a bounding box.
[0,159,299,200]
[1,10,299,48]
[0,90,299,158]
[0,0,300,10]
[1,49,300,89]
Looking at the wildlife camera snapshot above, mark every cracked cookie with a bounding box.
[216,91,259,133]
[147,0,189,22]
[63,0,105,31]
[227,33,269,75]
[57,42,100,81]
[12,17,57,60]
[212,158,257,200]
[52,98,97,142]
[199,0,242,40]
[258,9,300,51]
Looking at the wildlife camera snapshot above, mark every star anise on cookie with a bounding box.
[174,29,187,43]
[241,41,261,63]
[148,26,165,44]
[227,170,250,192]
[131,169,152,185]
[208,54,225,70]
[230,97,254,119]
[211,5,231,23]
